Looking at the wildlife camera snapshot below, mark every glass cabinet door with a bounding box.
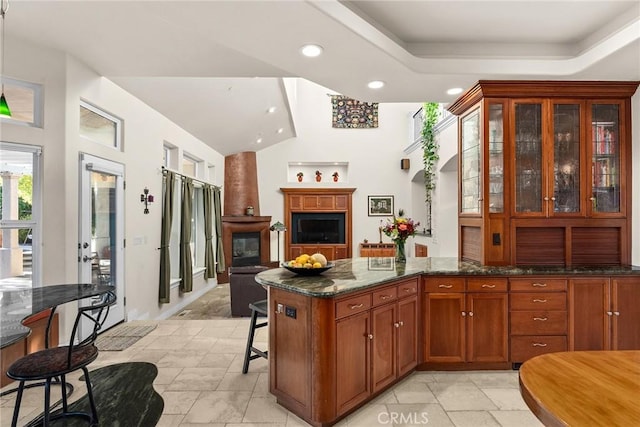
[591,104,621,213]
[514,103,543,213]
[461,109,481,214]
[552,103,581,213]
[488,104,504,213]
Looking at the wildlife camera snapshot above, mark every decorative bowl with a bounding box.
[282,262,334,276]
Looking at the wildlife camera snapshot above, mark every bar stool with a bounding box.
[242,299,268,374]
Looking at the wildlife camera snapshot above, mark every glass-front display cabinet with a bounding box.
[449,81,637,267]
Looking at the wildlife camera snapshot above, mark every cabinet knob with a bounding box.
[533,317,548,321]
[606,311,613,316]
[550,197,556,201]
[590,197,596,201]
[613,311,620,316]
[394,322,400,328]
[368,334,373,340]
[468,312,474,317]
[461,312,466,317]
[399,321,404,326]
[544,196,549,201]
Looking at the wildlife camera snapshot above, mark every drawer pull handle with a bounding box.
[533,317,548,321]
[403,287,414,293]
[482,284,496,288]
[532,343,548,347]
[533,299,547,303]
[532,283,547,287]
[379,295,393,300]
[349,303,364,309]
[439,284,453,289]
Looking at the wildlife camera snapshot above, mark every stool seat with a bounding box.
[242,299,268,374]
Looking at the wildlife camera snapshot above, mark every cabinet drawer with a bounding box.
[397,279,418,297]
[467,278,508,292]
[510,293,567,311]
[510,336,567,362]
[336,294,371,319]
[510,311,567,335]
[424,278,465,293]
[372,286,397,306]
[510,278,567,292]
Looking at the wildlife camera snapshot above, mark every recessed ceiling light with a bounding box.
[267,106,277,114]
[256,137,263,144]
[300,44,323,57]
[368,80,385,89]
[277,128,284,134]
[447,87,463,95]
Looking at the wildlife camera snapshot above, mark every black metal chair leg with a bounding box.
[83,366,99,425]
[60,374,68,413]
[242,308,259,374]
[44,378,51,426]
[10,381,25,427]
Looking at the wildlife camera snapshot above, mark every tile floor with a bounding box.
[1,316,544,427]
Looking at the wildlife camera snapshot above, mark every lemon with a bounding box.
[312,262,322,268]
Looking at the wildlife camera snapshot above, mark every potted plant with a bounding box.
[297,172,304,182]
[332,171,339,182]
[315,170,322,182]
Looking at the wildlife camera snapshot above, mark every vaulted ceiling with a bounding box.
[7,1,640,155]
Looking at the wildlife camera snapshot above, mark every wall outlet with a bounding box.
[285,306,297,319]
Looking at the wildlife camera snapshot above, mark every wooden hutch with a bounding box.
[448,80,639,267]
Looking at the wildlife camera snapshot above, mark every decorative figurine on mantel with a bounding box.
[332,171,339,182]
[297,172,303,182]
[315,170,322,182]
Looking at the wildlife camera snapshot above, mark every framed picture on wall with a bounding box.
[368,195,394,216]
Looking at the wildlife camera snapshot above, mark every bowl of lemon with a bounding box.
[282,253,334,276]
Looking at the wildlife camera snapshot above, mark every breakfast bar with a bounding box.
[256,257,640,427]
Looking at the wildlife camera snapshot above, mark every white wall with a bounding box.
[257,79,422,259]
[3,37,225,334]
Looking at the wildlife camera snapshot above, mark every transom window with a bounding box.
[79,100,122,150]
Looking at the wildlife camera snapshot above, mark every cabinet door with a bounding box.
[551,101,582,215]
[397,295,418,376]
[513,101,544,215]
[371,303,396,393]
[588,102,623,216]
[612,277,640,350]
[336,311,371,415]
[569,278,610,350]
[460,108,481,215]
[289,195,303,210]
[487,102,505,213]
[466,293,508,362]
[424,293,465,362]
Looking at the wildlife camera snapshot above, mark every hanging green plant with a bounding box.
[421,102,440,204]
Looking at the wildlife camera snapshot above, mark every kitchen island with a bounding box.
[256,257,640,427]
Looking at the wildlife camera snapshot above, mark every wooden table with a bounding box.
[519,350,640,427]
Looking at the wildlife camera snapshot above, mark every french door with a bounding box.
[78,154,125,332]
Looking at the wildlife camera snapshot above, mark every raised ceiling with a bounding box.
[6,1,640,155]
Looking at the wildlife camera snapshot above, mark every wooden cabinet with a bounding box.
[336,310,371,414]
[509,278,568,363]
[423,277,508,364]
[282,188,355,261]
[569,276,640,351]
[449,81,638,267]
[360,243,395,257]
[414,243,428,257]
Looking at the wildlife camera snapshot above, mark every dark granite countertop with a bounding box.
[0,283,113,348]
[255,257,640,298]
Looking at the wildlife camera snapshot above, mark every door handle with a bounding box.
[82,255,92,262]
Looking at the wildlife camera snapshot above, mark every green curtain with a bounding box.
[180,177,194,292]
[159,171,175,303]
[203,184,216,279]
[213,187,226,273]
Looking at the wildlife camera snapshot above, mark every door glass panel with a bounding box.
[591,104,620,213]
[461,110,480,214]
[515,103,542,213]
[488,104,504,213]
[90,171,116,286]
[553,104,580,213]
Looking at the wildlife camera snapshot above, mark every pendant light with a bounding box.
[0,0,11,118]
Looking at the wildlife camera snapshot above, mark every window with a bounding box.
[79,100,122,150]
[0,77,43,127]
[182,155,197,177]
[0,142,42,288]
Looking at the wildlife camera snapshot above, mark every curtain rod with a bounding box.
[161,166,220,189]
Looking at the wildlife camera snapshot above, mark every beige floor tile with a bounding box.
[160,390,201,415]
[166,367,228,391]
[386,403,453,427]
[156,413,185,426]
[242,396,289,423]
[482,388,530,411]
[182,390,252,424]
[145,335,195,350]
[154,367,184,385]
[490,410,544,427]
[156,350,206,368]
[468,371,520,389]
[430,383,498,411]
[392,380,437,404]
[345,402,389,426]
[217,372,260,391]
[447,410,501,427]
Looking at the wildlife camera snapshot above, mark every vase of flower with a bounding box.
[395,240,406,263]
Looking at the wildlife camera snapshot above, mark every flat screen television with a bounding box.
[291,212,345,244]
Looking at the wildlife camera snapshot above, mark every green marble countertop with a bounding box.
[255,257,640,298]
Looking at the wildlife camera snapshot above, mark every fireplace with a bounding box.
[232,232,261,266]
